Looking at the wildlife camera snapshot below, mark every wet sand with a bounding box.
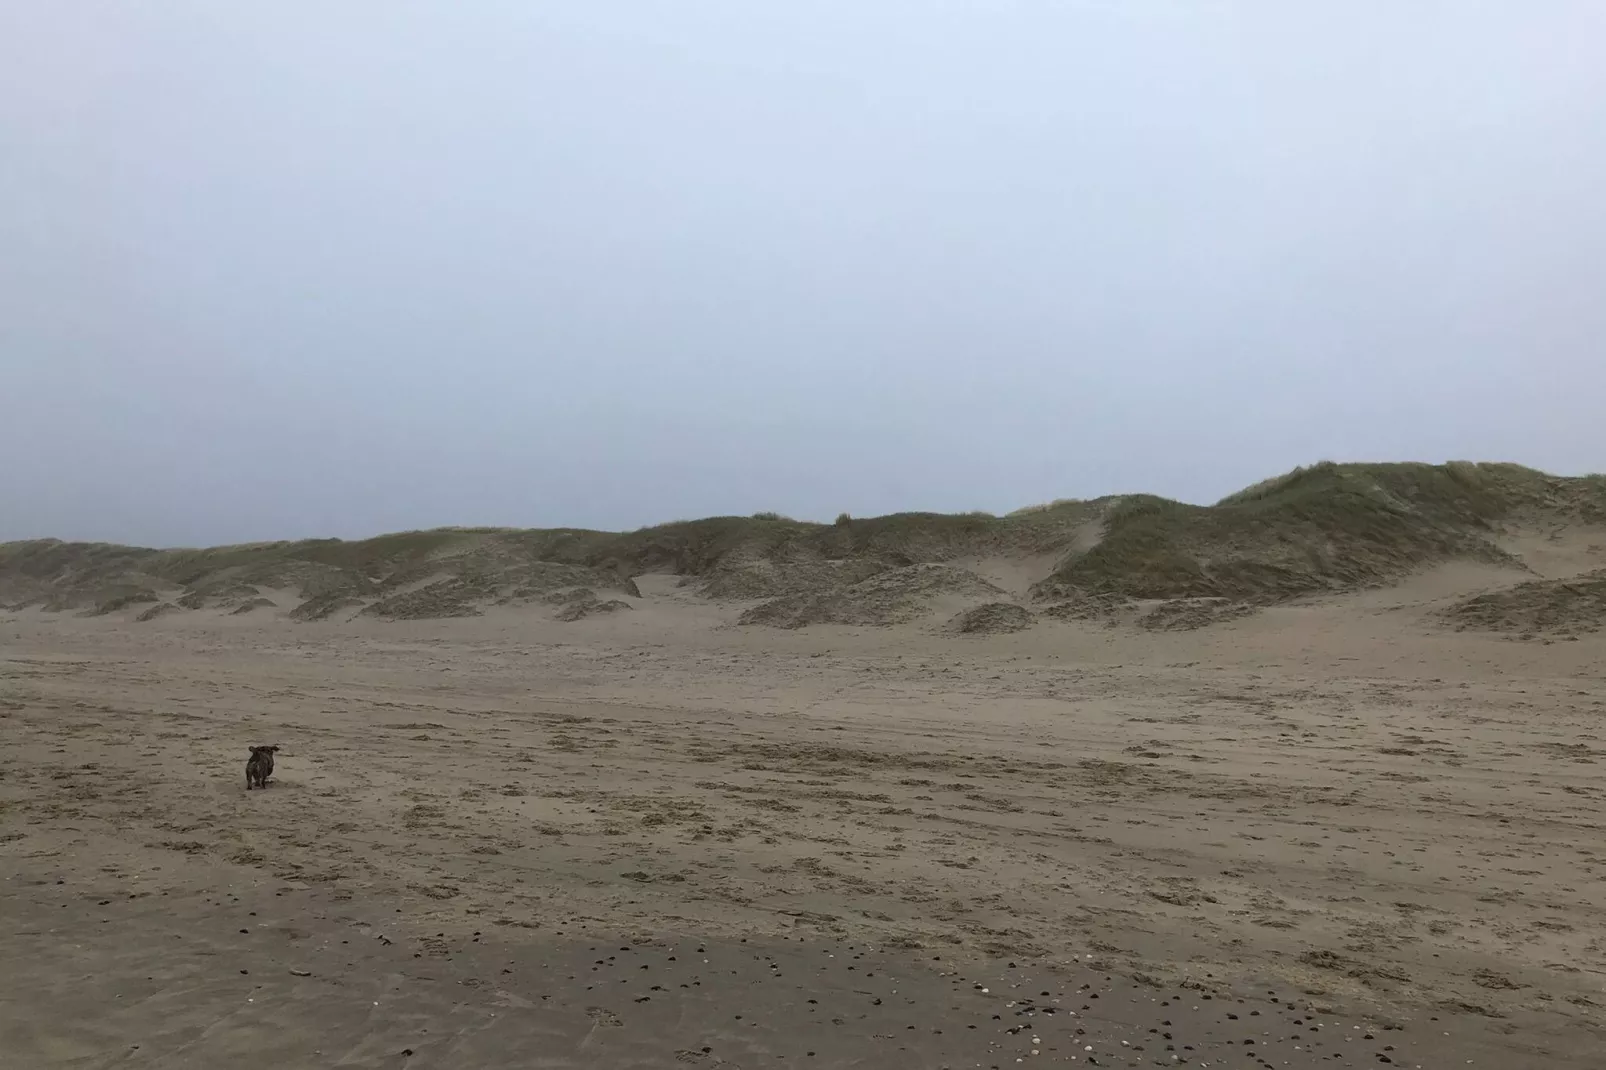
[1,868,1555,1068]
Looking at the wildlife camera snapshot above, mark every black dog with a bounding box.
[245,745,279,790]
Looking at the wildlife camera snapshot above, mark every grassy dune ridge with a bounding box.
[5,461,1605,626]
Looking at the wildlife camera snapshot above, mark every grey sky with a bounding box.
[3,3,1603,547]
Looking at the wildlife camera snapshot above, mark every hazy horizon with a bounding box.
[5,4,1604,546]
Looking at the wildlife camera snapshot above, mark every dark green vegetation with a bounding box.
[1442,569,1606,637]
[3,462,1603,624]
[1038,461,1606,603]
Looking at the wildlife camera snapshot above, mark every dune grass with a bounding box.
[6,462,1605,613]
[1045,461,1599,601]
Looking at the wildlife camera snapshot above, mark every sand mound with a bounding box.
[946,601,1033,634]
[135,601,181,623]
[698,556,889,600]
[494,566,641,606]
[1039,591,1131,623]
[210,561,377,602]
[553,593,633,622]
[83,588,161,617]
[288,593,365,622]
[1138,597,1257,631]
[286,566,377,599]
[360,562,639,621]
[229,597,277,615]
[1441,569,1606,636]
[741,564,1005,629]
[542,586,597,604]
[1038,592,1255,631]
[363,577,489,620]
[177,583,263,610]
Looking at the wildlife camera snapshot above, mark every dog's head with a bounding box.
[249,745,280,756]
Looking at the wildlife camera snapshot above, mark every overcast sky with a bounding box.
[3,3,1603,546]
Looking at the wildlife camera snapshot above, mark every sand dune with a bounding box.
[4,463,1606,1065]
[4,562,1606,1066]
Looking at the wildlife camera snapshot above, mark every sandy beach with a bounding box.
[8,0,1602,1060]
[3,558,1604,1066]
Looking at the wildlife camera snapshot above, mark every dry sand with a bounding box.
[3,563,1605,1067]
